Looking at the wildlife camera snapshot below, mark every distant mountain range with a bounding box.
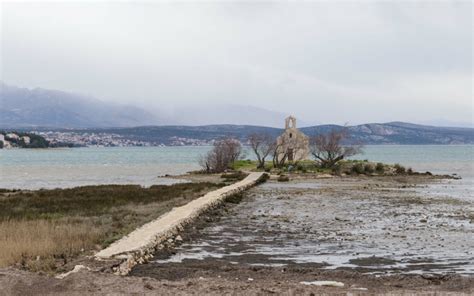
[0,83,292,128]
[1,82,473,144]
[0,82,159,128]
[59,122,473,145]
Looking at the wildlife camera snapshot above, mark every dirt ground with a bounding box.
[1,264,473,295]
[1,175,473,295]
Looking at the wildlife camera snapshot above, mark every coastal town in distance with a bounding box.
[2,121,473,149]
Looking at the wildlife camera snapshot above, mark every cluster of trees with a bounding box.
[199,137,242,173]
[310,129,362,168]
[199,128,362,173]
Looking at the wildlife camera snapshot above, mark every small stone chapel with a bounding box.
[276,116,310,162]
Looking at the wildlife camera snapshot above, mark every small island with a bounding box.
[196,116,455,180]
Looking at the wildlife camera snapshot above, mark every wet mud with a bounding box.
[130,175,474,293]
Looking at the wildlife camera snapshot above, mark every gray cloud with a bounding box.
[1,1,472,126]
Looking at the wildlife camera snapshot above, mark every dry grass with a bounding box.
[0,182,221,273]
[0,219,102,271]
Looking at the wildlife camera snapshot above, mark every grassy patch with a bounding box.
[230,158,420,177]
[231,159,258,170]
[0,182,221,273]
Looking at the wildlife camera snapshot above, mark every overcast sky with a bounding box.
[1,1,472,126]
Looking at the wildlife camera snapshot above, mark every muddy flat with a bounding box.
[130,175,474,294]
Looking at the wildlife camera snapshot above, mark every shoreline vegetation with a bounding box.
[229,159,461,180]
[195,131,462,181]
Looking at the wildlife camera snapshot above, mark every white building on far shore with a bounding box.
[0,134,12,149]
[6,133,19,140]
[22,136,31,144]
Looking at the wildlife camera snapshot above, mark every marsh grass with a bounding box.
[0,219,102,271]
[0,182,220,272]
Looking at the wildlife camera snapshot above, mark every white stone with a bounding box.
[300,280,345,287]
[55,265,88,279]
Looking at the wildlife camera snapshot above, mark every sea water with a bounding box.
[1,145,472,194]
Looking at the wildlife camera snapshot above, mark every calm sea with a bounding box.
[1,145,473,198]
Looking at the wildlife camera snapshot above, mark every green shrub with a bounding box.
[394,164,406,174]
[364,164,375,174]
[351,163,365,174]
[375,162,385,173]
[332,163,343,175]
[407,167,413,174]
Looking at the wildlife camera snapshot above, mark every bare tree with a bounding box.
[200,137,242,173]
[272,136,289,168]
[310,128,362,168]
[198,154,211,173]
[247,133,275,169]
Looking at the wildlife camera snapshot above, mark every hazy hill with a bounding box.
[301,122,474,144]
[2,83,472,144]
[0,83,302,128]
[166,104,308,127]
[69,122,474,145]
[0,82,160,128]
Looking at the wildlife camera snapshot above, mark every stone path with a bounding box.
[95,172,264,274]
